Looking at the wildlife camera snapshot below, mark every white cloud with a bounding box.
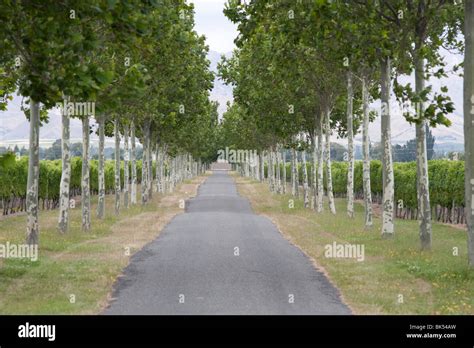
[190,0,238,53]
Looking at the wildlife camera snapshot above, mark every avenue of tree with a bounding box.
[0,0,473,269]
[0,1,219,243]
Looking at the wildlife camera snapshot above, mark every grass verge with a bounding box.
[234,175,474,315]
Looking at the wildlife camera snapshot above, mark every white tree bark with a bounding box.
[272,149,276,191]
[317,120,324,213]
[166,153,171,193]
[381,57,395,237]
[346,72,355,218]
[160,145,167,193]
[324,108,336,215]
[58,100,71,232]
[163,152,168,193]
[169,157,175,192]
[130,120,137,205]
[282,148,286,194]
[291,147,296,196]
[465,0,474,267]
[26,99,40,245]
[114,118,121,216]
[255,151,260,181]
[141,143,148,204]
[81,117,91,231]
[362,76,373,228]
[123,123,130,209]
[294,148,299,198]
[268,147,274,192]
[156,143,161,193]
[302,147,309,208]
[312,132,318,211]
[415,54,432,250]
[141,122,149,204]
[97,115,106,218]
[245,153,250,178]
[147,134,153,199]
[163,153,168,192]
[276,145,281,193]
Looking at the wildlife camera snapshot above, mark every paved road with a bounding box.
[104,171,351,315]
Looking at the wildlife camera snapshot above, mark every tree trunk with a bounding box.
[302,147,309,208]
[81,117,91,231]
[272,150,277,191]
[347,72,354,218]
[381,57,395,237]
[130,120,137,205]
[317,121,324,213]
[245,153,250,178]
[294,148,299,198]
[156,143,161,193]
[362,76,373,228]
[465,0,474,267]
[269,147,274,192]
[114,118,121,215]
[170,157,175,192]
[291,147,296,196]
[123,123,130,209]
[255,151,260,181]
[26,99,40,245]
[346,72,355,218]
[282,148,286,194]
[415,53,432,250]
[165,152,170,193]
[160,145,166,193]
[58,100,71,232]
[141,122,149,204]
[97,114,106,218]
[276,145,281,193]
[301,150,309,208]
[312,132,318,211]
[324,108,336,215]
[147,136,153,199]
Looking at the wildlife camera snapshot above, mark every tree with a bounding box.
[346,72,355,218]
[0,0,215,242]
[44,140,62,160]
[390,0,461,249]
[0,2,110,243]
[426,126,436,160]
[70,143,83,157]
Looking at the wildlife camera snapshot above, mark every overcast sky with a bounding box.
[190,0,237,53]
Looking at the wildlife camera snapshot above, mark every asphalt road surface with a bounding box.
[104,171,351,315]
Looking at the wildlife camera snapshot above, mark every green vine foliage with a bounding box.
[264,159,464,222]
[0,155,160,214]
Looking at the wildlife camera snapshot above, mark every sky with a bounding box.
[190,0,238,53]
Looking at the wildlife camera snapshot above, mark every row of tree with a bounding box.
[0,1,219,245]
[219,0,473,266]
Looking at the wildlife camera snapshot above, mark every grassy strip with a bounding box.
[234,175,474,315]
[0,177,207,314]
